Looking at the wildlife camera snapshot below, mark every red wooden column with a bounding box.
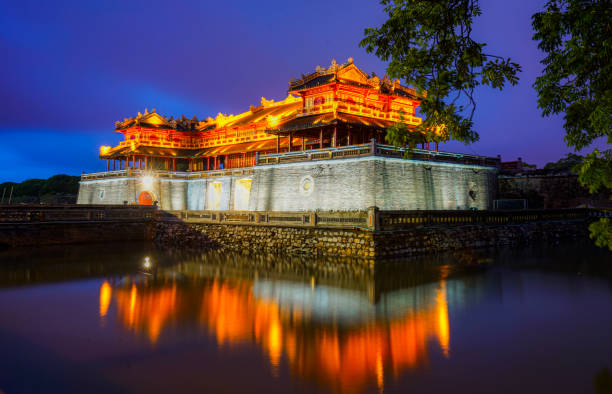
[112,160,115,171]
[276,135,280,153]
[106,160,109,171]
[319,128,323,149]
[332,126,337,147]
[207,157,210,171]
[347,129,352,146]
[427,141,430,150]
[242,152,246,167]
[288,132,293,152]
[172,158,176,172]
[214,156,218,170]
[301,137,305,151]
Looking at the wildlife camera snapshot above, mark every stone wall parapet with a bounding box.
[255,142,501,168]
[80,168,253,182]
[156,207,597,231]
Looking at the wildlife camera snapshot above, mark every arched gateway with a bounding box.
[138,191,154,205]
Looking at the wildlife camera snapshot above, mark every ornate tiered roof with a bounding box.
[102,58,424,161]
[115,109,203,132]
[289,58,421,99]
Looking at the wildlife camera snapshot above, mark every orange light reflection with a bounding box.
[99,281,111,317]
[106,278,450,393]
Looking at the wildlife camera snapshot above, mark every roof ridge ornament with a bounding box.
[261,96,275,107]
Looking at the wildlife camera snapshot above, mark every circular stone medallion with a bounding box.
[299,176,314,196]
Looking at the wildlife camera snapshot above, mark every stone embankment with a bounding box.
[153,222,377,258]
[372,220,588,258]
[0,205,594,258]
[153,219,590,259]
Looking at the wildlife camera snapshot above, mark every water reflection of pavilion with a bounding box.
[100,255,465,394]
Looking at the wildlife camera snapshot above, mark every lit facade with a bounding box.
[98,58,423,173]
[78,59,499,210]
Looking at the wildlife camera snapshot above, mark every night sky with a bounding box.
[1,0,606,182]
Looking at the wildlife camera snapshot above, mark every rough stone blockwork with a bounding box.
[372,221,589,258]
[154,222,377,258]
[153,220,590,259]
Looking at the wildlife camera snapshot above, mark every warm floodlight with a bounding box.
[141,176,154,188]
[143,256,151,269]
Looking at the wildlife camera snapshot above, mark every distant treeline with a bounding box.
[0,175,80,204]
[543,153,584,172]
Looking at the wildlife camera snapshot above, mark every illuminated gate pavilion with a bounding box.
[78,58,500,211]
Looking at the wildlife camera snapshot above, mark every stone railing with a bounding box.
[1,205,599,230]
[0,205,156,223]
[157,207,597,231]
[256,141,501,167]
[81,168,253,181]
[157,209,371,229]
[375,208,594,231]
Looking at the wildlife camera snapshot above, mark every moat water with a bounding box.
[0,242,611,394]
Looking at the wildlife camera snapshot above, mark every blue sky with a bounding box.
[0,0,606,182]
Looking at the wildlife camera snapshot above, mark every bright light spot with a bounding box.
[267,115,280,127]
[144,256,151,269]
[142,176,154,188]
[99,145,111,155]
[207,182,222,210]
[234,179,252,210]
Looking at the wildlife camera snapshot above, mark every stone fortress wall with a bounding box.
[78,156,498,211]
[249,157,497,211]
[77,174,252,211]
